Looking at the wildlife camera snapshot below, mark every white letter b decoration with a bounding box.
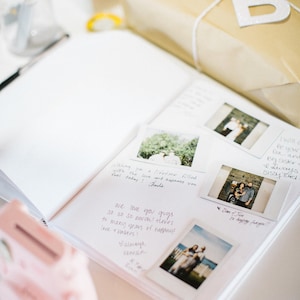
[232,0,291,27]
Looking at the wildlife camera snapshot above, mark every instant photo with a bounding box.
[133,126,212,172]
[147,221,236,300]
[204,102,282,157]
[201,163,291,220]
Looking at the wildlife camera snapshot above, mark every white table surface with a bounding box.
[1,0,299,299]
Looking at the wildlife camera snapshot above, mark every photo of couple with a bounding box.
[226,181,255,209]
[205,164,286,219]
[168,244,207,278]
[158,224,233,290]
[220,117,248,142]
[205,103,271,154]
[215,167,264,212]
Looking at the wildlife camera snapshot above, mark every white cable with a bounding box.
[289,1,300,13]
[192,0,222,70]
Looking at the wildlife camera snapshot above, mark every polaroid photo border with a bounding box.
[203,102,283,157]
[132,126,213,172]
[146,220,238,300]
[200,162,291,220]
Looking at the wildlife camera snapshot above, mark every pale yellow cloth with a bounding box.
[123,0,300,127]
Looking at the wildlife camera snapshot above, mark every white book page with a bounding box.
[52,77,300,299]
[0,30,192,219]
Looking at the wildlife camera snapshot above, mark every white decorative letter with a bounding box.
[232,0,291,27]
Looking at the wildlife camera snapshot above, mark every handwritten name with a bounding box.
[218,206,269,228]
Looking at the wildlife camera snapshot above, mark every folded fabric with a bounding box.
[123,0,300,127]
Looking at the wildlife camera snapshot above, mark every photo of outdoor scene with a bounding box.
[208,165,276,214]
[136,128,199,167]
[205,103,269,149]
[159,224,233,290]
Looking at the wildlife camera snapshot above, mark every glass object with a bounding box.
[1,0,64,56]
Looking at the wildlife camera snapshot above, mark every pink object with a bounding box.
[0,200,98,300]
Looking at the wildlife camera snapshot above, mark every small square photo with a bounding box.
[147,222,236,299]
[133,127,212,171]
[209,166,271,211]
[201,163,291,220]
[206,103,269,149]
[136,128,199,167]
[204,103,281,157]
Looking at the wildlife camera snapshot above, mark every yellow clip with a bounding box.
[86,13,123,32]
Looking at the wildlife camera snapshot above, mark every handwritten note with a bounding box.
[99,202,176,272]
[110,162,200,188]
[101,202,175,234]
[262,134,300,180]
[100,202,176,235]
[171,81,214,112]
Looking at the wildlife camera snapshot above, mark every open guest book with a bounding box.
[0,30,300,299]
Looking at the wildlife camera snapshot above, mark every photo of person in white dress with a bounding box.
[168,244,199,274]
[226,121,248,142]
